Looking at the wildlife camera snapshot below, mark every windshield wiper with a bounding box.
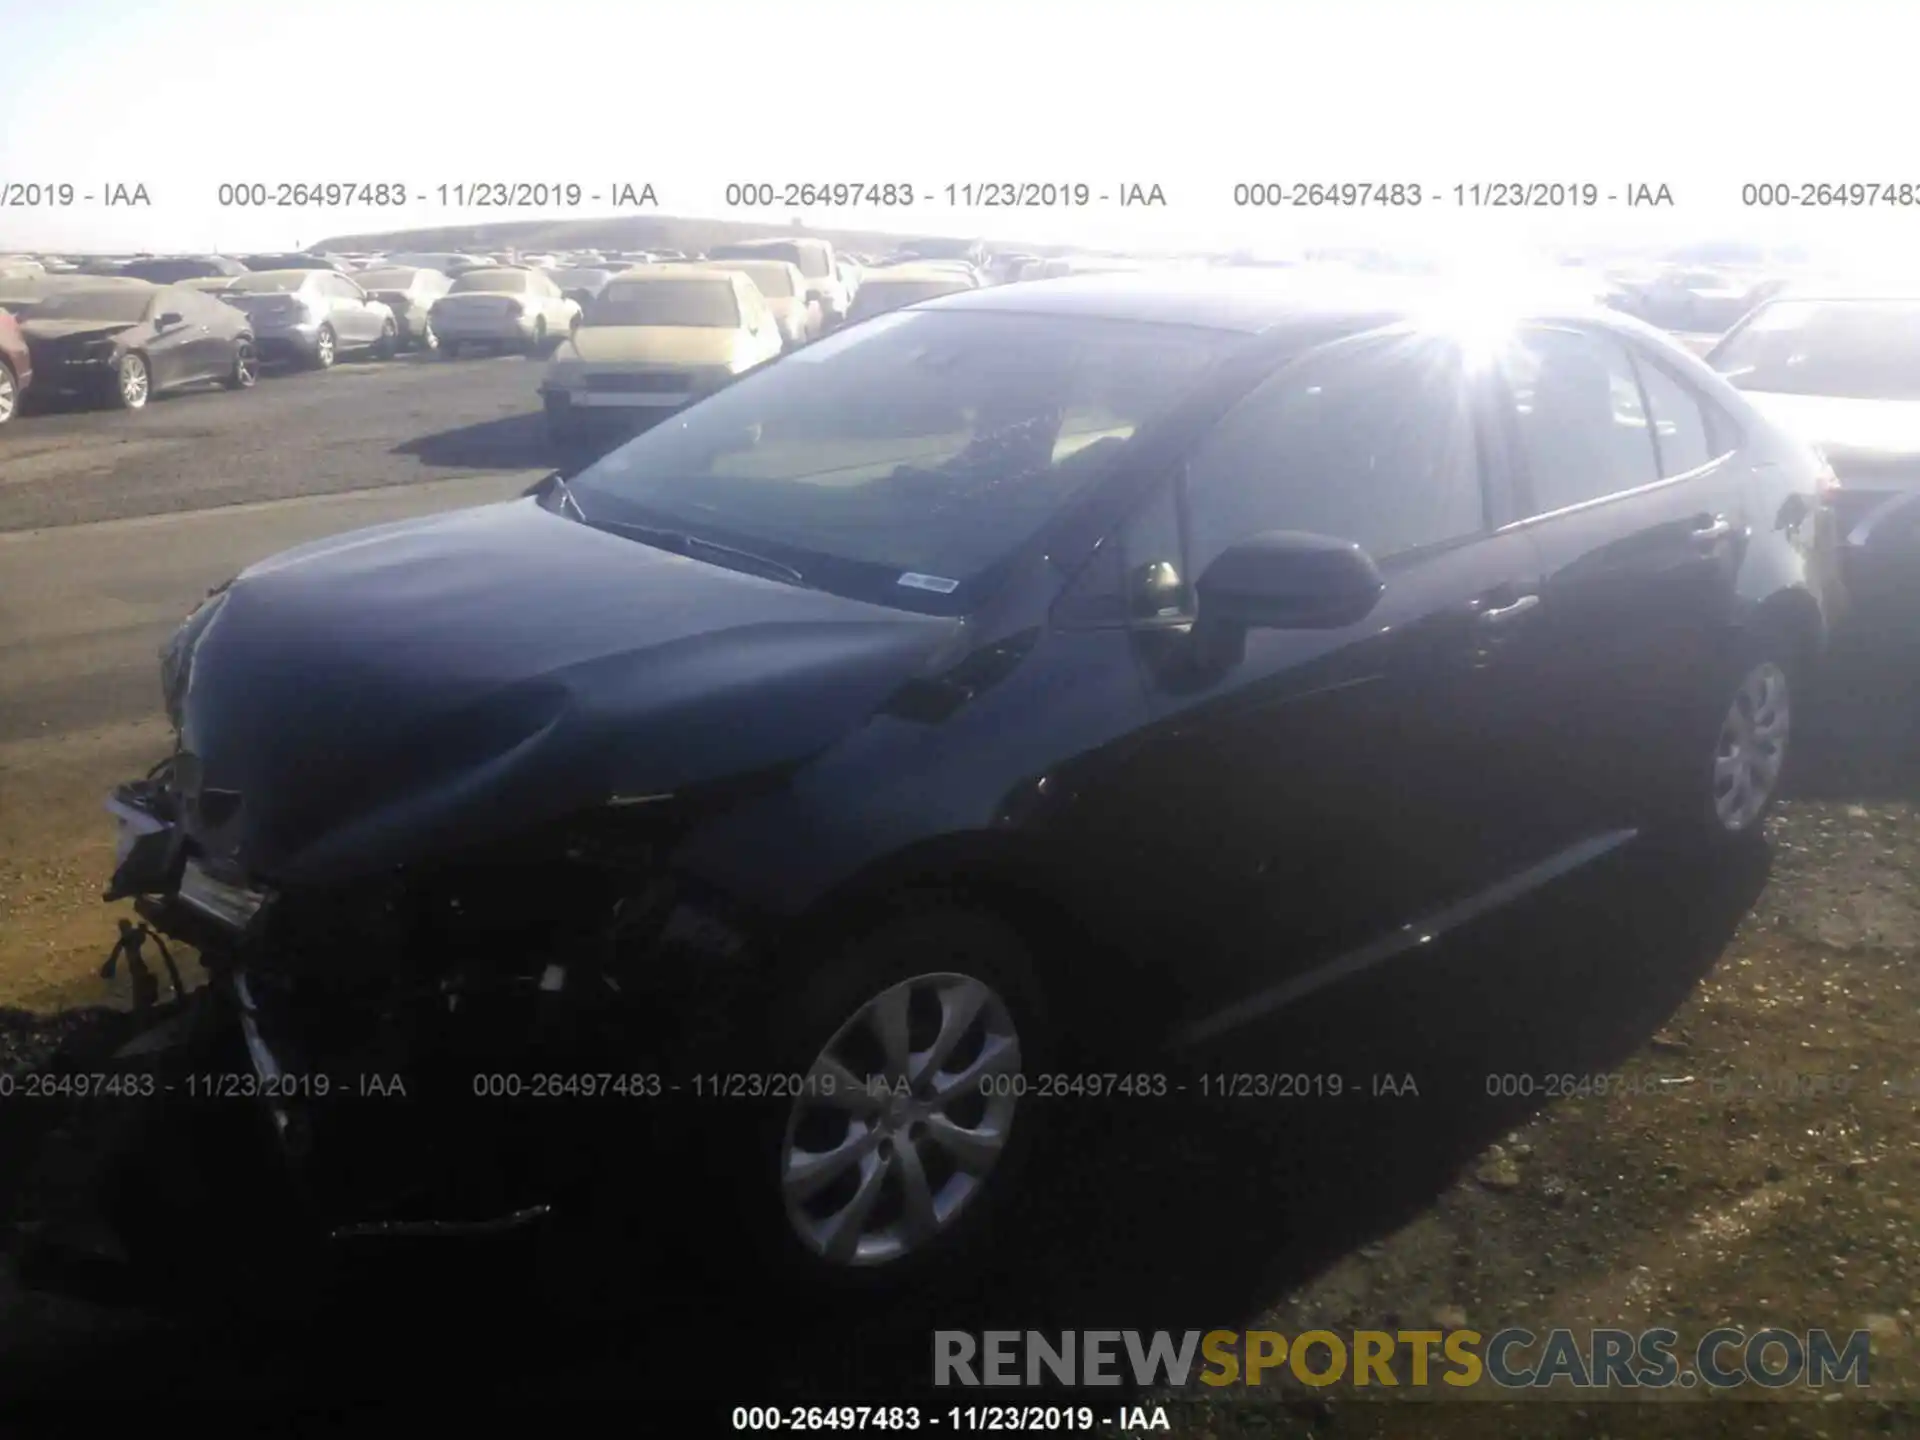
[584,515,809,588]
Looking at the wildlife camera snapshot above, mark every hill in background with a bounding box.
[312,211,1081,258]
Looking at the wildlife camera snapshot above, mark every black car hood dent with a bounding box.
[21,319,137,346]
[178,498,959,885]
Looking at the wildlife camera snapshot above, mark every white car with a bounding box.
[705,258,818,348]
[539,266,785,445]
[429,266,582,356]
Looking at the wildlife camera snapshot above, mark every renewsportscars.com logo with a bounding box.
[933,1328,1874,1391]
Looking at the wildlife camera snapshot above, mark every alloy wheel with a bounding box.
[781,971,1022,1268]
[0,362,15,423]
[315,327,335,367]
[1712,660,1790,833]
[119,354,149,408]
[234,343,258,387]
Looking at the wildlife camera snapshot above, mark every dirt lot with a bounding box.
[3,359,1920,1436]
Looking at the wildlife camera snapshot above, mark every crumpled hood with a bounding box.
[21,319,137,346]
[176,498,957,885]
[1745,391,1920,460]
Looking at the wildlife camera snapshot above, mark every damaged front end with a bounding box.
[100,758,774,1246]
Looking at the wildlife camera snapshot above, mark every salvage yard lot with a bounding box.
[1,355,1919,1433]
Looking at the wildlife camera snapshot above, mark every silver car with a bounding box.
[429,267,581,357]
[220,269,398,369]
[352,265,454,351]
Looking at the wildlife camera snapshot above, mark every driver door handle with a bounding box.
[1691,515,1735,548]
[1475,593,1540,630]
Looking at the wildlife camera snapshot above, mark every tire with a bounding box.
[223,339,258,390]
[372,318,397,361]
[112,352,150,410]
[0,358,16,425]
[716,905,1053,1300]
[1688,637,1797,846]
[525,318,547,357]
[310,324,336,370]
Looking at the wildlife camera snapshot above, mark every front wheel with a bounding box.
[310,324,336,370]
[224,339,258,390]
[738,907,1051,1298]
[112,352,151,410]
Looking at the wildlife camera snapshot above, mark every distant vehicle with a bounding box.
[177,276,240,294]
[118,255,248,284]
[517,253,561,269]
[222,269,398,368]
[385,251,493,276]
[239,253,352,273]
[19,283,257,409]
[843,263,978,323]
[705,258,818,347]
[1707,293,1920,610]
[78,258,128,276]
[539,266,784,445]
[429,267,582,357]
[708,237,847,328]
[0,258,45,281]
[836,257,861,301]
[550,267,618,310]
[0,309,32,424]
[893,235,986,266]
[0,273,149,318]
[351,266,455,351]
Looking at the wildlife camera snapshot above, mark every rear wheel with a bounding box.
[1675,638,1797,848]
[112,352,150,410]
[223,339,258,390]
[0,358,16,424]
[372,318,397,361]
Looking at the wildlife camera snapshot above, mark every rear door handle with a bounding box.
[1474,593,1540,630]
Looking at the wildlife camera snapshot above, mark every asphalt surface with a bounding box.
[0,353,549,746]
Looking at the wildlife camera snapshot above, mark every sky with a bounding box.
[2,0,1918,270]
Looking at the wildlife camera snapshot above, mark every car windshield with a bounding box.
[588,280,740,328]
[715,263,792,298]
[848,280,966,320]
[227,272,309,293]
[28,289,154,322]
[451,270,530,293]
[1710,300,1920,400]
[568,310,1235,613]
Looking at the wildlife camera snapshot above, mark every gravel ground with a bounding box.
[2,356,1919,1436]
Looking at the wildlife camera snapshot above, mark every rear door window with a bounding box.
[1500,327,1661,515]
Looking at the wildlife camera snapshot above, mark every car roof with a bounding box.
[607,265,738,285]
[233,269,320,284]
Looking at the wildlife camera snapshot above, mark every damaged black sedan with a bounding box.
[94,272,1841,1297]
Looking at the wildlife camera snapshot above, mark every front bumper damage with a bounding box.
[86,764,763,1261]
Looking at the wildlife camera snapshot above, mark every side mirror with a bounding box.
[1195,531,1385,631]
[155,311,184,329]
